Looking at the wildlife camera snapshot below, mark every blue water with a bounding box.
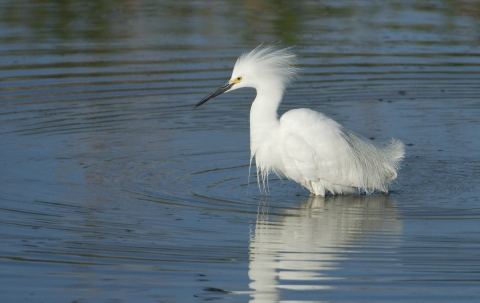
[1,1,480,302]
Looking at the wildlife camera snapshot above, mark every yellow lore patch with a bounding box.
[229,76,242,84]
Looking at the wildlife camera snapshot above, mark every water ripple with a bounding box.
[1,2,480,301]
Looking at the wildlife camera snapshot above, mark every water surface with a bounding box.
[1,1,480,302]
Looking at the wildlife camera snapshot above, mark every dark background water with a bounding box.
[1,1,480,302]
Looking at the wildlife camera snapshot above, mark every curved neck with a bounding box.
[250,82,284,124]
[250,82,284,157]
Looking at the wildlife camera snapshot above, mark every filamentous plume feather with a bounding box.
[233,46,298,192]
[233,45,298,89]
[195,45,405,196]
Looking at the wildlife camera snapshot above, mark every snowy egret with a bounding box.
[195,46,404,196]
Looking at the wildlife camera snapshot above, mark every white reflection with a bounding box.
[248,195,401,302]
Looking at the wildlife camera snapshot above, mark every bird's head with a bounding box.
[194,45,297,108]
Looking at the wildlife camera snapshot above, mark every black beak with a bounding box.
[194,83,234,108]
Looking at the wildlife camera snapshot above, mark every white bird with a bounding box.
[195,46,405,196]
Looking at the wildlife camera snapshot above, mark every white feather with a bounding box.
[198,45,405,196]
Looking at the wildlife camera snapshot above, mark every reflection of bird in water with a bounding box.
[196,45,404,196]
[248,195,401,303]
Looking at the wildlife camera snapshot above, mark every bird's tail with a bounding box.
[381,138,405,181]
[342,130,405,193]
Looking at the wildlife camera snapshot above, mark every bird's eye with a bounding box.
[236,76,242,81]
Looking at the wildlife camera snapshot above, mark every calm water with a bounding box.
[1,1,480,302]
